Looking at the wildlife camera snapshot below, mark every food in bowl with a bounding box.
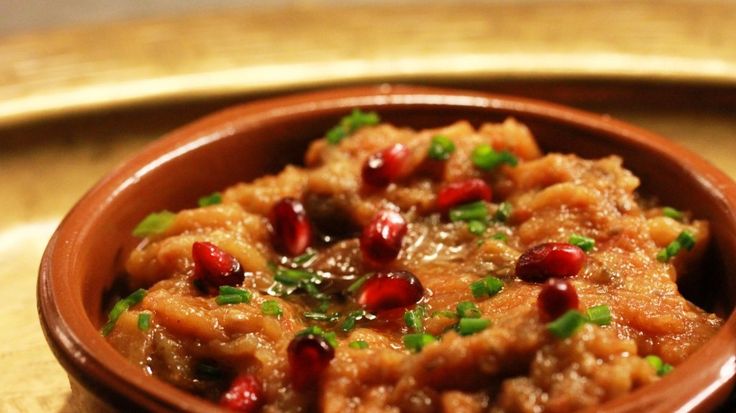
[103,109,721,412]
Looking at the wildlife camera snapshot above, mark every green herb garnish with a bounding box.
[323,331,339,348]
[403,333,437,352]
[490,232,508,242]
[293,250,316,265]
[346,274,369,294]
[275,268,317,286]
[303,311,340,322]
[494,202,512,222]
[456,301,481,318]
[471,144,518,171]
[197,192,222,207]
[101,288,147,336]
[137,312,151,331]
[215,286,252,305]
[431,310,459,319]
[586,304,612,325]
[261,300,282,317]
[467,220,487,236]
[569,234,595,252]
[296,325,338,348]
[547,309,588,339]
[427,134,456,160]
[449,201,488,222]
[470,276,504,299]
[349,340,369,349]
[132,211,176,237]
[457,318,490,336]
[645,355,674,376]
[326,109,380,144]
[404,307,425,333]
[662,207,683,221]
[341,310,372,332]
[656,230,696,262]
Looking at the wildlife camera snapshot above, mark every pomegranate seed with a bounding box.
[192,242,244,290]
[360,210,407,264]
[357,271,424,313]
[287,334,335,390]
[270,198,312,256]
[362,143,411,187]
[537,278,579,320]
[219,374,264,412]
[436,178,492,212]
[516,242,585,283]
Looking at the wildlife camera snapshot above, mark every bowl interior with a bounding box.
[40,86,736,412]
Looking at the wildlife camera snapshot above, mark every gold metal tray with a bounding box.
[1,2,735,411]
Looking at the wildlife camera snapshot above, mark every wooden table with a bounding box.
[1,2,735,411]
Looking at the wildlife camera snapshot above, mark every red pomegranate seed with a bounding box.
[357,271,424,313]
[360,210,407,264]
[516,242,585,283]
[436,178,492,212]
[270,198,312,256]
[362,143,411,187]
[219,374,264,412]
[192,242,245,290]
[537,278,579,321]
[287,334,335,390]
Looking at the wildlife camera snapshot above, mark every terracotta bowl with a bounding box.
[38,85,736,412]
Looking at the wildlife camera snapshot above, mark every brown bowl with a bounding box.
[38,85,736,412]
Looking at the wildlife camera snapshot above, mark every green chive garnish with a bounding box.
[449,201,488,222]
[326,109,380,144]
[466,220,487,236]
[457,318,490,336]
[431,310,458,319]
[132,211,175,237]
[471,144,518,171]
[215,286,252,305]
[569,234,595,252]
[490,232,508,242]
[101,288,147,336]
[456,301,481,318]
[662,207,683,221]
[261,300,282,317]
[347,274,369,294]
[340,310,371,332]
[427,134,456,160]
[323,331,339,348]
[293,250,316,265]
[137,312,151,331]
[303,311,340,322]
[494,202,512,222]
[403,333,437,352]
[275,268,316,286]
[586,305,612,325]
[404,307,425,333]
[349,340,369,349]
[197,192,222,207]
[297,325,324,336]
[470,276,504,299]
[657,230,696,262]
[547,310,587,338]
[645,355,674,376]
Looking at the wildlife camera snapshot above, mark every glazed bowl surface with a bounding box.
[38,85,736,412]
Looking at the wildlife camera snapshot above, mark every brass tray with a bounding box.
[1,2,735,411]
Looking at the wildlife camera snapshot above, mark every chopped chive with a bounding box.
[302,281,328,300]
[293,250,316,265]
[494,202,512,222]
[404,307,425,333]
[662,207,683,221]
[216,294,244,305]
[323,331,339,348]
[569,234,596,252]
[303,311,340,322]
[349,340,369,349]
[137,312,151,331]
[586,305,612,325]
[470,276,504,299]
[315,300,330,313]
[275,268,316,286]
[347,274,369,294]
[456,301,481,318]
[340,310,370,332]
[457,318,490,336]
[490,232,508,242]
[431,310,459,319]
[657,230,696,262]
[449,201,488,222]
[132,211,176,237]
[261,300,282,317]
[547,310,587,338]
[215,286,251,305]
[403,333,437,352]
[467,220,487,236]
[645,355,674,376]
[326,109,380,144]
[428,134,456,160]
[471,144,518,171]
[197,192,222,207]
[101,288,147,336]
[297,325,324,336]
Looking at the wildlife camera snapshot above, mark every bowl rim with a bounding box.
[38,84,736,412]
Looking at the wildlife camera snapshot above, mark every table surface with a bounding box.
[1,2,735,412]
